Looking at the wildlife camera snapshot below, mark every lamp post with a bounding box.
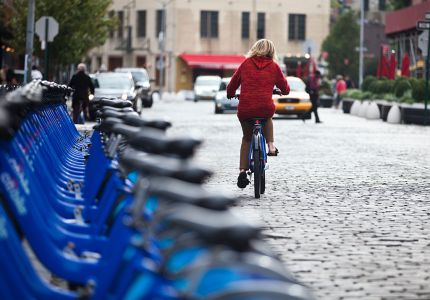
[24,0,35,83]
[157,0,173,97]
[358,0,365,87]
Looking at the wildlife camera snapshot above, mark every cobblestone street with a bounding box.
[144,97,430,300]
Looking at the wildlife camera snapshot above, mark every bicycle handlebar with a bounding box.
[229,87,283,100]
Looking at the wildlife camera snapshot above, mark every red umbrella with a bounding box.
[401,53,410,77]
[380,54,389,78]
[296,62,302,78]
[388,52,396,80]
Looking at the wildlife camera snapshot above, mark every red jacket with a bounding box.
[227,56,289,121]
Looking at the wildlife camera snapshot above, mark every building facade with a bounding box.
[88,0,330,91]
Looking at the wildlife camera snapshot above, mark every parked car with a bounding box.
[273,76,312,119]
[115,67,153,108]
[193,75,221,102]
[89,72,140,119]
[214,77,239,114]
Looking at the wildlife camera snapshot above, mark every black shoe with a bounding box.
[237,172,250,188]
[316,120,323,124]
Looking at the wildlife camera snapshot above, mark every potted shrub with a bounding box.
[401,78,430,125]
[319,79,334,108]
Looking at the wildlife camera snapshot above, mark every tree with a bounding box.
[322,11,359,82]
[8,0,115,74]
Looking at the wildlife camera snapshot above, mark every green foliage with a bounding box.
[382,93,397,102]
[361,76,377,92]
[368,80,394,95]
[400,90,414,104]
[393,77,412,98]
[320,80,333,96]
[387,0,411,10]
[9,0,115,69]
[322,11,359,83]
[343,89,371,100]
[411,79,427,103]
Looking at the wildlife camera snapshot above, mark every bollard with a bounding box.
[387,104,401,124]
[366,101,381,120]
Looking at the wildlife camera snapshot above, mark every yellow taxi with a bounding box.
[273,76,312,119]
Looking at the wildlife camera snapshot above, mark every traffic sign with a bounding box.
[417,20,430,30]
[418,31,428,56]
[35,16,59,42]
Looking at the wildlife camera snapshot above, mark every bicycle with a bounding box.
[233,88,282,199]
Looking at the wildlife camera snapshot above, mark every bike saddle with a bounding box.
[205,281,312,300]
[164,205,261,250]
[146,176,236,210]
[100,106,135,113]
[98,117,125,133]
[120,150,212,183]
[97,110,139,119]
[126,130,201,159]
[123,114,172,131]
[93,99,133,108]
[110,123,144,137]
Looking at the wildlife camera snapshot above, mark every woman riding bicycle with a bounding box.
[227,39,290,189]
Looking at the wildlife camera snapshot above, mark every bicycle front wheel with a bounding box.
[253,149,261,198]
[261,169,265,194]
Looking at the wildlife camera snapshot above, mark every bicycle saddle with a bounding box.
[92,99,133,108]
[126,130,201,159]
[120,150,212,184]
[97,110,139,119]
[110,123,144,137]
[123,114,171,131]
[164,205,261,250]
[206,281,312,300]
[98,117,125,133]
[146,177,236,210]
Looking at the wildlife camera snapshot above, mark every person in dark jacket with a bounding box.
[68,63,94,124]
[227,39,290,188]
[306,70,322,123]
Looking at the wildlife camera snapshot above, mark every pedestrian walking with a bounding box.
[68,63,94,124]
[306,70,322,123]
[226,39,290,188]
[31,65,43,80]
[335,75,347,109]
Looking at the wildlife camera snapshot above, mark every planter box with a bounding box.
[342,98,354,114]
[375,100,393,122]
[400,103,430,125]
[320,95,333,108]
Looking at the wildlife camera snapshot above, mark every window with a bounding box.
[200,11,218,38]
[378,0,385,11]
[108,11,115,38]
[137,10,146,37]
[241,12,250,39]
[288,14,306,41]
[257,13,265,39]
[364,0,369,11]
[156,10,165,38]
[117,11,124,39]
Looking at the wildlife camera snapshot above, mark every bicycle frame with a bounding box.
[248,120,267,173]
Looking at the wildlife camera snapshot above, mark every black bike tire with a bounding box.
[254,148,261,198]
[261,169,265,194]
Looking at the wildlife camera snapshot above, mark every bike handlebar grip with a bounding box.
[273,88,282,95]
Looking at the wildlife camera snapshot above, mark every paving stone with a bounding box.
[145,99,430,299]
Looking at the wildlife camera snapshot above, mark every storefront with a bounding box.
[176,53,246,91]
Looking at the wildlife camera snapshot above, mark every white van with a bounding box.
[193,75,222,102]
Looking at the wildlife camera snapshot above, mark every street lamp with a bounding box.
[157,0,173,97]
[358,0,364,87]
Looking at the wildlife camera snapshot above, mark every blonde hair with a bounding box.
[247,39,277,61]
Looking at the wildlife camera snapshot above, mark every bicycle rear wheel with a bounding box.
[253,149,261,198]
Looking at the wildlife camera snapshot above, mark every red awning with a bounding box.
[385,2,430,35]
[179,53,246,70]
